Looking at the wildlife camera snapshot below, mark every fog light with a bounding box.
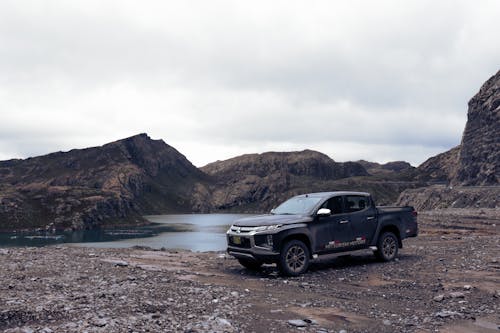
[266,234,273,247]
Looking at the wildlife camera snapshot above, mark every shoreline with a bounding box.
[1,209,499,332]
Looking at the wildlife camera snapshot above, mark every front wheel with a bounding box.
[278,240,310,276]
[375,232,398,261]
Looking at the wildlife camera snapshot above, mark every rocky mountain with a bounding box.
[203,150,368,181]
[0,134,208,231]
[398,70,500,210]
[415,146,460,183]
[200,150,368,212]
[454,70,500,185]
[1,135,425,230]
[200,150,421,212]
[357,160,415,177]
[4,70,498,229]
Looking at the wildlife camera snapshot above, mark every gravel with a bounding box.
[0,208,498,333]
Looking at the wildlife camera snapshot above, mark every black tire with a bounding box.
[375,232,399,261]
[238,258,263,270]
[278,240,310,276]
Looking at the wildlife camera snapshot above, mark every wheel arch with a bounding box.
[279,232,313,258]
[379,225,402,248]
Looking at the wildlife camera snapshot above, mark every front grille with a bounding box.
[228,235,251,248]
[230,226,260,234]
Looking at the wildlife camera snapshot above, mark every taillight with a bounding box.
[412,210,418,217]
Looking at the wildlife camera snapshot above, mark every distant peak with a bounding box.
[111,133,165,146]
[124,133,151,140]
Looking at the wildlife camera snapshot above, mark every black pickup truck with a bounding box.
[226,191,418,276]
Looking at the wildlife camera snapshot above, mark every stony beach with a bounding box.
[1,209,499,333]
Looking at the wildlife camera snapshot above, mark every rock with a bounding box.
[107,260,129,267]
[288,319,309,327]
[463,285,472,290]
[92,318,108,327]
[383,319,392,325]
[435,310,460,318]
[303,318,318,325]
[216,318,232,327]
[433,295,445,302]
[450,292,465,298]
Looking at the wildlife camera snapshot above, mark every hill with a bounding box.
[0,134,208,230]
[200,150,421,212]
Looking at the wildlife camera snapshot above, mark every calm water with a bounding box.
[0,214,251,252]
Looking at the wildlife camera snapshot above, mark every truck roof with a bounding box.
[294,191,371,199]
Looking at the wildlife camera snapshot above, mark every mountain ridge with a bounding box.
[0,136,421,230]
[2,69,499,230]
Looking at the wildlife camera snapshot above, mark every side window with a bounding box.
[321,196,343,214]
[344,195,370,213]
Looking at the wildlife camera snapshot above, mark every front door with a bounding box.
[312,195,353,253]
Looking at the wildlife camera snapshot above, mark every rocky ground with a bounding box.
[0,209,499,333]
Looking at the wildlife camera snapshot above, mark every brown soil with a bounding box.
[1,208,499,333]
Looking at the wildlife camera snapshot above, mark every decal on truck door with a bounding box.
[325,236,366,249]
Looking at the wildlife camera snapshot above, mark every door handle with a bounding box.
[339,220,349,224]
[366,216,375,220]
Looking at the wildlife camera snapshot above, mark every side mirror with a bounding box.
[317,208,331,217]
[270,208,275,214]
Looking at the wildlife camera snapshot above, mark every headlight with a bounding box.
[254,224,282,232]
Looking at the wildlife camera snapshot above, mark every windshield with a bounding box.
[273,196,322,215]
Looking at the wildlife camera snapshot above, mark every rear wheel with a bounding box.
[278,240,310,276]
[375,232,398,261]
[238,258,263,270]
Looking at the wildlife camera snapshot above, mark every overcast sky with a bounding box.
[1,1,499,167]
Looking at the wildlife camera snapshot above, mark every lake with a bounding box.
[0,214,251,252]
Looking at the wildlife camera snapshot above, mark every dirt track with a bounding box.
[1,209,499,332]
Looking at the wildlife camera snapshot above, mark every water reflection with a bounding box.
[0,214,250,251]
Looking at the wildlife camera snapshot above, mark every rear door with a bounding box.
[345,195,377,246]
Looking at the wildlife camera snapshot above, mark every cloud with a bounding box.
[0,0,499,166]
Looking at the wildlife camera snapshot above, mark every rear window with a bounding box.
[344,195,370,213]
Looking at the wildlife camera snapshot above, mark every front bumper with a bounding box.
[226,229,280,263]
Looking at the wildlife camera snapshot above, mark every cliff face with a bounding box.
[454,70,500,185]
[398,70,500,210]
[0,134,207,230]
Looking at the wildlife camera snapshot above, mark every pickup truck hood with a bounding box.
[233,214,312,227]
